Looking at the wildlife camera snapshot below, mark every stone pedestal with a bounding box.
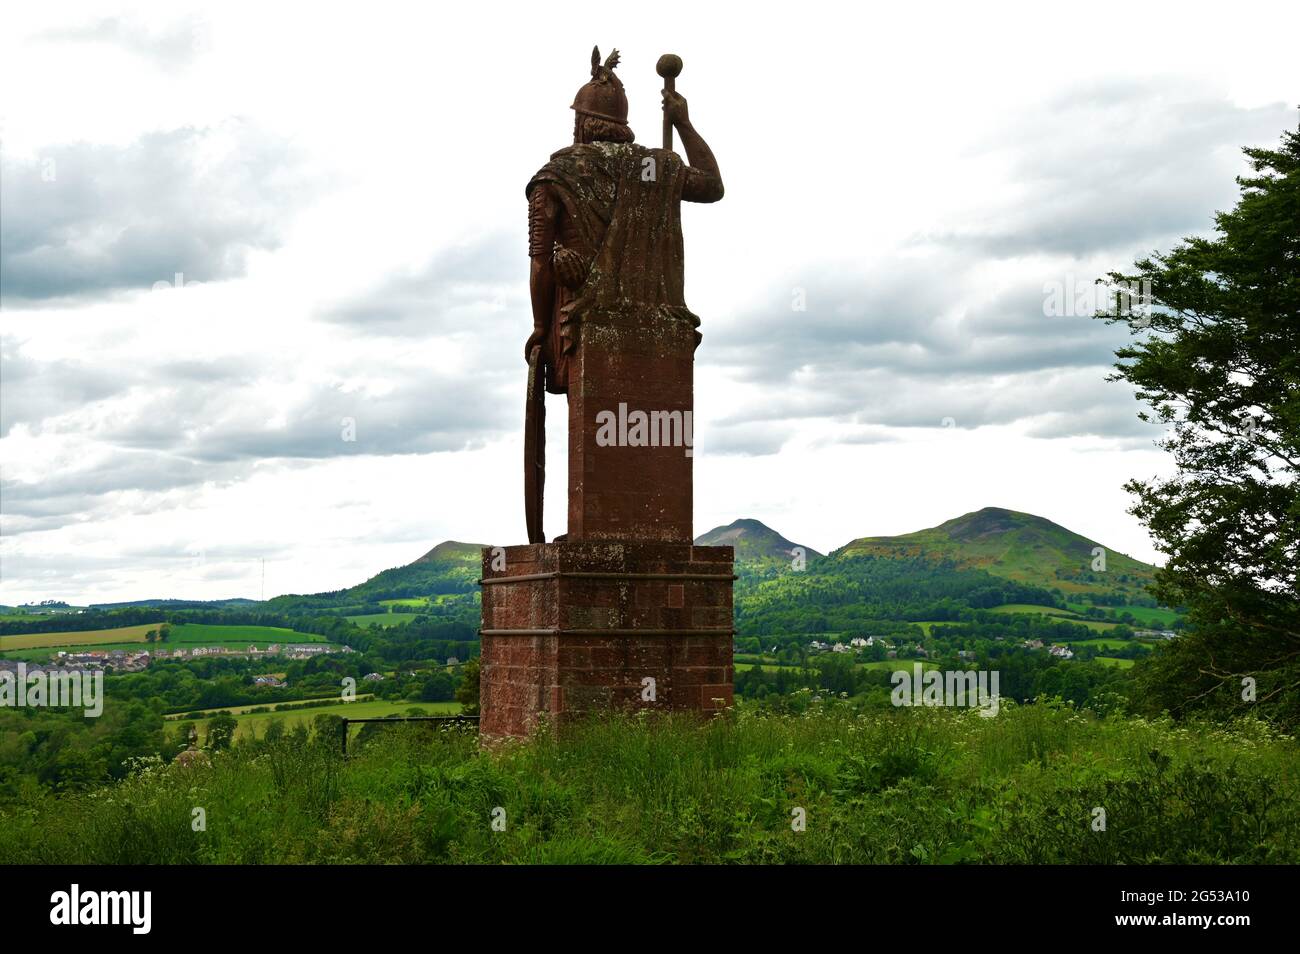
[479,540,734,739]
[566,310,697,541]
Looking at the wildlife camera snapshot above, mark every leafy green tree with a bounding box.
[455,659,480,715]
[1099,121,1299,726]
[419,670,456,702]
[205,712,237,751]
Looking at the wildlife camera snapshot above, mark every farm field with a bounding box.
[0,622,333,660]
[987,604,1120,633]
[165,623,317,646]
[379,598,428,608]
[183,698,462,740]
[1064,602,1181,627]
[990,603,1078,618]
[734,662,812,673]
[346,612,421,627]
[1116,606,1182,627]
[1070,637,1150,652]
[734,657,940,673]
[860,659,940,671]
[1095,657,1136,668]
[0,623,162,652]
[165,694,378,720]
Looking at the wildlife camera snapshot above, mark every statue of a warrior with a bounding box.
[523,46,723,542]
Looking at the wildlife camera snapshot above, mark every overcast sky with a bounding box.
[1,1,1296,605]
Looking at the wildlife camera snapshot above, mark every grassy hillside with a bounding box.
[837,507,1155,600]
[2,705,1294,864]
[267,541,484,615]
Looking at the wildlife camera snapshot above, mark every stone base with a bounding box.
[478,540,735,739]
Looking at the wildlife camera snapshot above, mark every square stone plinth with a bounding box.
[478,540,735,739]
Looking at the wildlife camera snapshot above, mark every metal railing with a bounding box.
[339,715,479,756]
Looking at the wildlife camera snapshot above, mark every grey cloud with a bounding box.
[0,338,124,436]
[1,335,516,534]
[708,264,1124,387]
[320,232,527,337]
[19,366,514,464]
[0,122,310,304]
[932,84,1294,258]
[0,452,233,524]
[0,549,264,605]
[696,420,798,458]
[691,85,1286,452]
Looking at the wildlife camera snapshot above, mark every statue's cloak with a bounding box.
[526,142,701,383]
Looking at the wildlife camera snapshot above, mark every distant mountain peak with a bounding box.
[936,507,1069,543]
[694,519,823,563]
[836,507,1153,598]
[413,541,487,564]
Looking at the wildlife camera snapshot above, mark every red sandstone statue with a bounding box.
[523,47,723,544]
[481,49,733,737]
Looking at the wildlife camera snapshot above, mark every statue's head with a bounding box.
[571,46,634,145]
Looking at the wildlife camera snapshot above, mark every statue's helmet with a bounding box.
[571,46,629,126]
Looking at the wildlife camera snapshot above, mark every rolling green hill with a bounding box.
[722,508,1173,641]
[695,518,823,564]
[349,541,484,598]
[267,541,485,615]
[29,511,1163,641]
[836,507,1156,601]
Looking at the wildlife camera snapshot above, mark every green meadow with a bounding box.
[165,694,379,721]
[3,704,1295,864]
[1070,637,1150,652]
[0,622,327,659]
[987,604,1120,632]
[165,623,321,646]
[346,612,422,628]
[178,698,462,741]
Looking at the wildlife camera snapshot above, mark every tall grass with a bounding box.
[2,702,1296,864]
